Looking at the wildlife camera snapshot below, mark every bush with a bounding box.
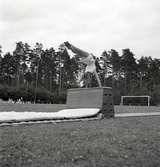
[0,84,8,100]
[1,84,160,105]
[7,86,23,101]
[58,90,67,104]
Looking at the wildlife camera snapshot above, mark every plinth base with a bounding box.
[66,87,115,118]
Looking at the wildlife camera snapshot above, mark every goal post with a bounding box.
[121,96,151,106]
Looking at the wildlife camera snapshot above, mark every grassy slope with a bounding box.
[0,104,160,167]
[0,103,66,112]
[0,103,160,113]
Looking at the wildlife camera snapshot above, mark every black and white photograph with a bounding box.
[0,0,160,166]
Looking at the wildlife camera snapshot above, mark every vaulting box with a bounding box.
[66,87,115,118]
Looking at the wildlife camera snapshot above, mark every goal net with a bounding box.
[121,96,151,106]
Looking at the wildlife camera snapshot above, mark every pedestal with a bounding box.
[66,87,115,118]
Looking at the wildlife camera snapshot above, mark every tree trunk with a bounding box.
[140,73,142,93]
[50,70,53,92]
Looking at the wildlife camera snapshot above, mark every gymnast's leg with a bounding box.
[64,41,89,58]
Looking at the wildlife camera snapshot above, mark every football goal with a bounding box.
[121,96,151,106]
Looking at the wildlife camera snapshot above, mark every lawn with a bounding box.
[1,103,160,113]
[0,104,160,167]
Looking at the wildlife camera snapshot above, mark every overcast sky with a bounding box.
[0,0,160,59]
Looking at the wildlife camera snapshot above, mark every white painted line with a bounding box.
[115,112,160,117]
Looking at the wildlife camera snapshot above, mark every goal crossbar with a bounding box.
[121,96,151,106]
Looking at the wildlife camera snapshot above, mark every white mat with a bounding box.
[0,108,101,124]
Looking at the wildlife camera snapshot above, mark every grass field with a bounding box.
[1,103,160,113]
[0,104,160,167]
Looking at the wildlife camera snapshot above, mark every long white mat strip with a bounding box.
[0,113,102,126]
[115,112,160,117]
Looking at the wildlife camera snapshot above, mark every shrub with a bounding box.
[0,84,8,100]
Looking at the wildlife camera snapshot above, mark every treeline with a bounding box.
[0,42,160,105]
